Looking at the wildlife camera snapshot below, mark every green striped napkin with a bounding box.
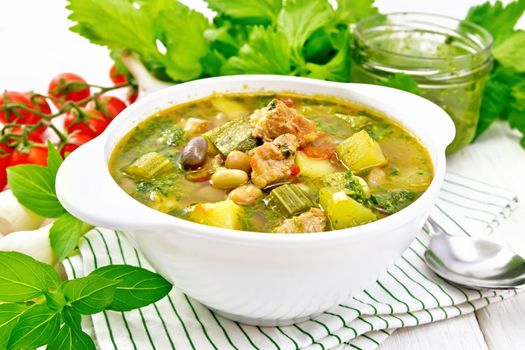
[64,173,520,350]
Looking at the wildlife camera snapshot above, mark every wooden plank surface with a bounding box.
[379,314,488,350]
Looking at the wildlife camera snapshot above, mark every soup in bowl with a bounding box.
[56,76,454,325]
[109,92,433,233]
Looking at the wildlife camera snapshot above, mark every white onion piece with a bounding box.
[0,190,45,236]
[0,224,56,265]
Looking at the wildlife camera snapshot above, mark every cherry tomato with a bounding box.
[127,88,138,104]
[0,144,11,190]
[300,133,336,160]
[64,109,110,138]
[9,146,48,167]
[25,93,52,115]
[61,133,93,158]
[8,127,46,145]
[88,95,127,119]
[109,64,128,85]
[22,93,50,134]
[0,91,42,126]
[48,73,91,108]
[290,164,300,177]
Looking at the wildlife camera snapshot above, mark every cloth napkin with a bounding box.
[64,173,520,350]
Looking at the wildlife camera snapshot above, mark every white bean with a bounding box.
[210,169,248,190]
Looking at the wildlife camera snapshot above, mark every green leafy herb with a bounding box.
[465,0,525,45]
[380,73,421,95]
[7,304,61,349]
[493,31,525,72]
[223,26,292,75]
[334,0,378,24]
[344,171,368,204]
[47,324,96,350]
[158,6,211,81]
[50,213,93,261]
[466,1,525,146]
[61,275,119,314]
[0,252,60,302]
[277,0,333,64]
[206,0,282,24]
[0,251,173,348]
[370,189,419,214]
[6,142,65,217]
[0,304,30,349]
[90,265,173,311]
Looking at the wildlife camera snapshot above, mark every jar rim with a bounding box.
[354,12,493,62]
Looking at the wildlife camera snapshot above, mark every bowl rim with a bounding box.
[58,75,453,245]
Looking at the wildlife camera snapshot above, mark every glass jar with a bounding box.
[351,13,493,153]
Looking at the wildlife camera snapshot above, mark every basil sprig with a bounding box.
[0,252,172,349]
[7,142,92,261]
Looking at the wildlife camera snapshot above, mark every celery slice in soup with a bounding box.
[267,184,314,217]
[204,118,257,156]
[125,152,174,179]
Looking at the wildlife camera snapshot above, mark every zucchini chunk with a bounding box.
[125,152,174,179]
[204,118,257,156]
[319,187,377,229]
[188,199,243,230]
[295,151,338,179]
[267,184,314,217]
[336,130,387,172]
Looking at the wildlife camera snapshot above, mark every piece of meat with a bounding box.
[251,99,318,146]
[274,208,327,233]
[249,134,299,189]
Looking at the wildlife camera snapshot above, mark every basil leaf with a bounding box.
[7,304,61,349]
[90,265,172,311]
[0,303,31,349]
[6,164,65,218]
[46,324,96,350]
[61,306,82,329]
[50,213,92,262]
[61,275,119,314]
[46,140,63,175]
[0,252,60,302]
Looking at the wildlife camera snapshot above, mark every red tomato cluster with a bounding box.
[0,66,135,190]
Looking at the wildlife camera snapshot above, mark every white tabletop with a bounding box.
[1,1,524,349]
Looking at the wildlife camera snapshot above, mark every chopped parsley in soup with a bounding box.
[109,93,433,233]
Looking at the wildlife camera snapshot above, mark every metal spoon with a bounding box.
[424,217,525,289]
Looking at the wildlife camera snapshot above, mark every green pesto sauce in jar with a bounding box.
[351,13,493,153]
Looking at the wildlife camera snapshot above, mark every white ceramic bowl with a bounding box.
[56,75,454,326]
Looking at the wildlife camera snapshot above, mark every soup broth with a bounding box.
[110,92,433,233]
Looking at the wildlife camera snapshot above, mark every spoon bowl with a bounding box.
[425,220,525,289]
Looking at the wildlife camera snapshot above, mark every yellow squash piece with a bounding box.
[319,187,377,229]
[295,151,338,179]
[336,130,387,172]
[188,199,243,230]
